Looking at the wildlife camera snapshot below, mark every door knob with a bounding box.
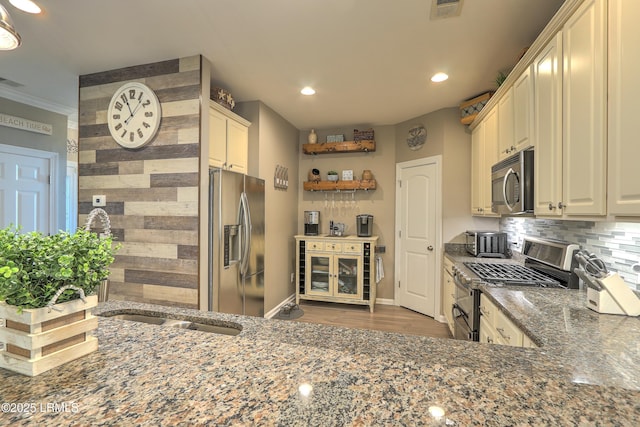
[427,245,434,251]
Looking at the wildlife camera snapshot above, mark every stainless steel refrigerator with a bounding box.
[209,168,265,317]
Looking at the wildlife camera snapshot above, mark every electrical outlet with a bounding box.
[92,195,106,207]
[290,273,295,283]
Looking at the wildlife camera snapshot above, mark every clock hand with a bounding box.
[125,100,144,125]
[127,98,145,123]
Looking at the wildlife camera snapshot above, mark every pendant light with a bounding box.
[0,4,21,50]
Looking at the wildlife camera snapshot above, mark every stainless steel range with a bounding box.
[465,236,581,289]
[463,263,564,288]
[451,236,580,342]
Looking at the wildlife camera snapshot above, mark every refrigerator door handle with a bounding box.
[239,192,252,276]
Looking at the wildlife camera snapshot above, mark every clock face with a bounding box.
[107,82,161,149]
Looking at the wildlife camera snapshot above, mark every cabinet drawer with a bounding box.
[479,294,497,325]
[342,242,362,254]
[494,311,523,347]
[443,256,454,275]
[324,242,342,252]
[306,241,325,251]
[479,316,497,345]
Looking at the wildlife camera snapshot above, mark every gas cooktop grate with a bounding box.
[463,262,562,288]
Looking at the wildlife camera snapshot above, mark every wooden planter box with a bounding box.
[0,295,98,376]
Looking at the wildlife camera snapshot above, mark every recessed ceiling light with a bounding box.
[300,86,316,96]
[9,0,41,14]
[431,72,449,83]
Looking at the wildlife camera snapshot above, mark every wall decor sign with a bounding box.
[0,113,53,135]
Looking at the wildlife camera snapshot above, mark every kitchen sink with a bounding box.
[109,314,168,325]
[102,313,241,336]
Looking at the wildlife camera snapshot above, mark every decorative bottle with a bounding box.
[308,129,318,144]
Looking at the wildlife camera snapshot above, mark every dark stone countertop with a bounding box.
[1,271,639,425]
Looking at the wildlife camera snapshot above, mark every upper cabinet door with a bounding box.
[470,123,484,215]
[562,0,607,216]
[497,87,514,161]
[534,32,563,216]
[209,107,228,169]
[513,65,534,153]
[608,0,640,216]
[226,119,249,175]
[483,108,499,215]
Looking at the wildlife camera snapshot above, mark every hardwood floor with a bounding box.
[292,301,453,339]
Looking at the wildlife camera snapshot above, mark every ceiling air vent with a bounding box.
[430,0,464,20]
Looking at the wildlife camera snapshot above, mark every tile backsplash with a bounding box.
[500,218,640,290]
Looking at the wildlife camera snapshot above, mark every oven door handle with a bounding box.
[452,303,470,326]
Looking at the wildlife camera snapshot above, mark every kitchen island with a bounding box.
[1,294,639,425]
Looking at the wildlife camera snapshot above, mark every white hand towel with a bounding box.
[375,255,384,284]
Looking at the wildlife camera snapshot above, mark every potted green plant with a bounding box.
[327,170,339,182]
[0,227,118,376]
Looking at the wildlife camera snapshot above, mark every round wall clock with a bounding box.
[407,124,427,151]
[107,82,161,149]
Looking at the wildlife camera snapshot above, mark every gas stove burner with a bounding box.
[464,262,563,288]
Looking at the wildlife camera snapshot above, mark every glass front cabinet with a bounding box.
[295,236,378,312]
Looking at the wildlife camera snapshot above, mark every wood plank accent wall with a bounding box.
[78,56,203,309]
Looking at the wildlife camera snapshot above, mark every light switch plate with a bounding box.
[92,195,106,207]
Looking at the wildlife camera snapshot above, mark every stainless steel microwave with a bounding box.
[491,150,534,215]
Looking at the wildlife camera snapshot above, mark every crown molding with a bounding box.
[0,86,78,129]
[468,0,586,130]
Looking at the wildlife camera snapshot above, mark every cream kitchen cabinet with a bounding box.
[498,66,533,162]
[535,0,606,217]
[608,0,640,216]
[513,64,534,153]
[295,236,378,312]
[479,316,496,345]
[479,293,536,348]
[209,101,250,174]
[561,0,607,216]
[471,108,499,217]
[442,256,455,336]
[534,32,564,216]
[497,86,515,160]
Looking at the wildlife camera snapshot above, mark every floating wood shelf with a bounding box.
[303,179,377,191]
[303,140,375,155]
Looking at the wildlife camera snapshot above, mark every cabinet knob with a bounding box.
[548,203,555,211]
[427,245,434,251]
[228,164,234,169]
[557,202,564,209]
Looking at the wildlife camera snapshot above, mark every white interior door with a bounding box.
[395,157,441,317]
[0,144,54,234]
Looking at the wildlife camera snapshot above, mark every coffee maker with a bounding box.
[304,211,320,236]
[356,214,373,237]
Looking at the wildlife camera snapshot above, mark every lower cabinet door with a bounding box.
[479,316,496,344]
[494,312,524,347]
[335,255,362,299]
[306,254,331,296]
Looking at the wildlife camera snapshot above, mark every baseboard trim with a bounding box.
[264,294,296,319]
[435,314,447,324]
[375,298,395,306]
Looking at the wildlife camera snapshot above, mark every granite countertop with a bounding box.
[445,250,640,391]
[1,284,640,425]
